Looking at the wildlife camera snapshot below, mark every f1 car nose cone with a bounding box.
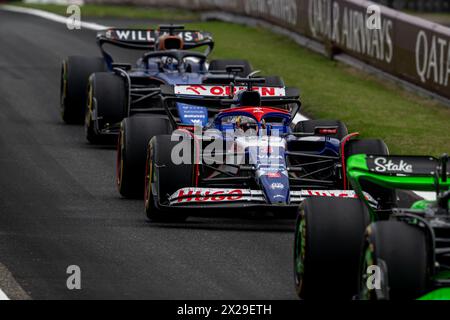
[258,172,290,205]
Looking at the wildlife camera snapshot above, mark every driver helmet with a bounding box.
[235,116,260,133]
[160,56,178,72]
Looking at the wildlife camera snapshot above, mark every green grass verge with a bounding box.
[10,2,199,21]
[7,2,450,155]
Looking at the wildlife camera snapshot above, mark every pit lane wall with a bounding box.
[86,0,450,100]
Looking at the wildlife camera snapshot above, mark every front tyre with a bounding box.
[294,197,370,299]
[145,135,194,222]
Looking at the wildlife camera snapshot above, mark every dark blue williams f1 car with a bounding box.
[59,25,272,143]
[114,77,390,221]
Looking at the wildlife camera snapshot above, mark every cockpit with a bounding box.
[215,107,291,136]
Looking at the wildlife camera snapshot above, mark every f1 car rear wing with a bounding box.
[160,83,300,103]
[347,154,450,192]
[157,79,301,128]
[97,26,214,65]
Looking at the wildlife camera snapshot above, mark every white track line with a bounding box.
[0,4,109,30]
[0,289,9,301]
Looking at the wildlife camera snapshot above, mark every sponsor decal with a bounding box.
[373,157,413,173]
[368,156,441,176]
[270,183,285,190]
[176,103,208,126]
[252,107,265,114]
[257,154,284,160]
[174,85,286,97]
[303,190,359,198]
[267,172,282,178]
[169,188,375,205]
[172,188,244,203]
[105,29,205,43]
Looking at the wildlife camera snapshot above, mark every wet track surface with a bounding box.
[0,11,298,299]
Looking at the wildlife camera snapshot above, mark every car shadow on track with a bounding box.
[147,214,297,233]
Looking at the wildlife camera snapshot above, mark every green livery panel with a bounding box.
[347,154,450,193]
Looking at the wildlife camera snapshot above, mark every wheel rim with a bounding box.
[85,83,94,129]
[359,227,377,300]
[144,146,153,211]
[116,129,124,189]
[360,244,375,299]
[294,213,306,293]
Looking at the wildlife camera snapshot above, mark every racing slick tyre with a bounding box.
[117,115,173,199]
[85,72,128,144]
[60,56,107,124]
[294,197,370,300]
[359,221,429,300]
[145,135,193,222]
[345,138,389,157]
[294,120,348,140]
[345,139,396,209]
[208,59,253,77]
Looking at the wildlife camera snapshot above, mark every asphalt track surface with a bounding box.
[0,10,298,299]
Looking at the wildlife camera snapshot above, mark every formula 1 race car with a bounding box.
[59,25,260,142]
[294,153,450,300]
[116,77,391,221]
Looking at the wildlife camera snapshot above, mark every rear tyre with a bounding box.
[345,139,395,208]
[294,197,370,299]
[208,59,253,77]
[294,120,348,140]
[145,135,193,222]
[85,73,127,144]
[117,116,173,199]
[359,221,429,300]
[345,139,389,157]
[60,56,106,124]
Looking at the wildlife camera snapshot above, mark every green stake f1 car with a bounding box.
[294,153,450,300]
